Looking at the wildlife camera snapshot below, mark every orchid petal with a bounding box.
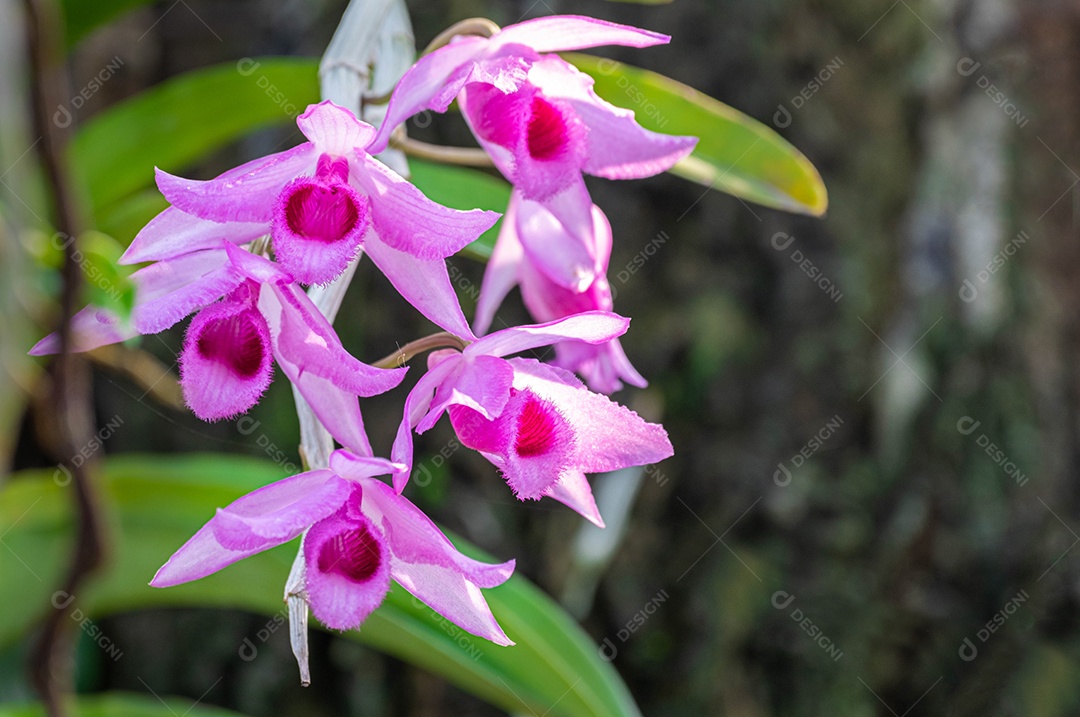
[510,358,673,472]
[156,143,315,223]
[131,247,246,334]
[297,100,377,157]
[363,232,476,340]
[29,306,132,356]
[151,470,348,587]
[544,470,604,528]
[270,282,406,398]
[209,470,350,550]
[368,36,490,153]
[491,16,670,53]
[468,311,629,359]
[259,284,373,455]
[420,354,514,432]
[473,194,524,336]
[450,390,576,500]
[389,355,462,492]
[121,207,268,265]
[304,501,391,631]
[352,153,499,260]
[358,475,515,645]
[514,188,601,291]
[179,298,273,421]
[328,450,407,481]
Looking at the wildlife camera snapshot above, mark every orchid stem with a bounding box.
[389,127,494,167]
[23,0,107,714]
[421,17,500,56]
[373,332,469,369]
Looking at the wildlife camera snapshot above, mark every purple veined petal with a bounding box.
[150,469,348,587]
[368,36,491,154]
[328,450,407,482]
[473,195,524,337]
[29,305,133,356]
[509,357,673,473]
[419,354,515,433]
[121,207,268,265]
[490,15,670,53]
[304,498,392,631]
[358,474,515,645]
[544,469,604,528]
[389,354,463,492]
[363,231,476,340]
[296,101,377,157]
[269,282,406,397]
[258,284,373,455]
[131,246,246,335]
[156,142,316,223]
[351,153,499,260]
[468,311,629,359]
[272,154,371,285]
[179,298,274,421]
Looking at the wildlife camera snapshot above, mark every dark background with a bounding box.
[4,0,1078,714]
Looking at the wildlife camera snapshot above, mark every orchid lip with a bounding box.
[271,153,371,285]
[179,298,274,421]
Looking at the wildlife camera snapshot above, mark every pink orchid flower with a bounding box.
[151,449,514,642]
[31,242,404,443]
[140,100,500,338]
[390,312,672,527]
[368,16,697,291]
[474,192,645,394]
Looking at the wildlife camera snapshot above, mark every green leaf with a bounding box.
[69,58,320,228]
[566,53,828,216]
[407,158,512,261]
[0,456,639,717]
[61,0,156,47]
[0,693,246,717]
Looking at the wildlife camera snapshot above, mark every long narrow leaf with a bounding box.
[0,456,639,717]
[566,53,828,216]
[69,58,320,229]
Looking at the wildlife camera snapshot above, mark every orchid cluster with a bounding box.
[32,15,694,669]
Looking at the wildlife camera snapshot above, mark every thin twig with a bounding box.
[372,332,470,369]
[420,17,499,56]
[22,1,108,715]
[389,127,494,167]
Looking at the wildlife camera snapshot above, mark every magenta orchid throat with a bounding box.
[31,14,690,679]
